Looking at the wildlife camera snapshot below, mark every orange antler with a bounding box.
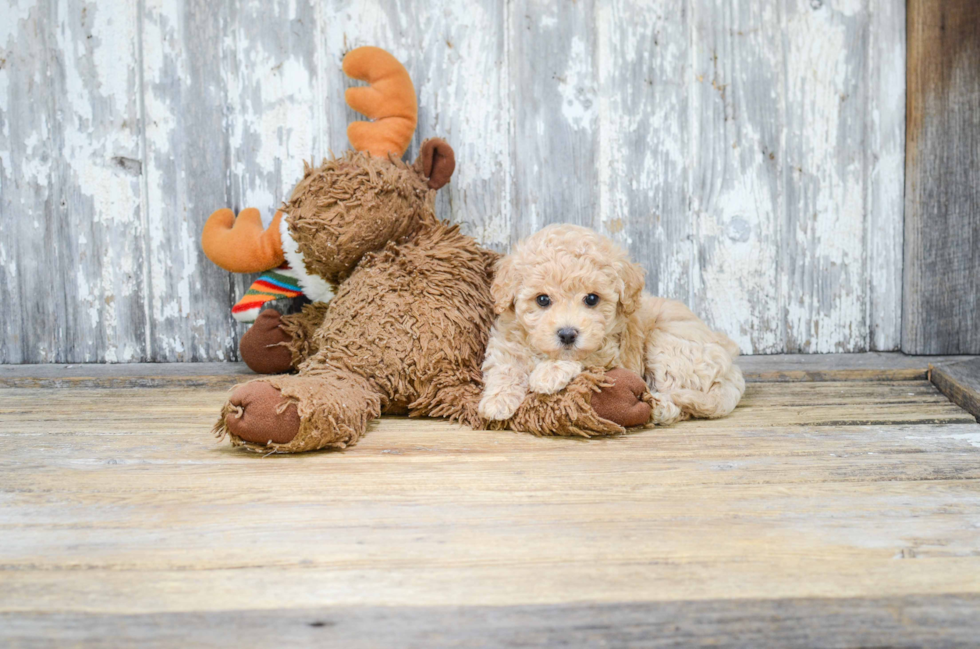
[201,208,285,273]
[343,47,417,158]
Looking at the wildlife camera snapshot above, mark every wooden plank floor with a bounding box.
[2,357,980,646]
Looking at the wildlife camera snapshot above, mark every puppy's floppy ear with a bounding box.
[616,259,646,316]
[490,254,520,315]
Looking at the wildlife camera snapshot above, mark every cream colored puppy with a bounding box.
[478,224,745,425]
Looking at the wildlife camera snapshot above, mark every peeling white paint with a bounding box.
[1,0,146,362]
[866,0,905,352]
[1,0,907,361]
[558,36,597,132]
[781,0,872,352]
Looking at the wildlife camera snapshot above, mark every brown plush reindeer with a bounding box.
[203,47,652,452]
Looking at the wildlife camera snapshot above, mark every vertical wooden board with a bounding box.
[687,0,784,353]
[141,0,237,362]
[412,0,511,250]
[319,0,511,250]
[508,0,597,241]
[1,1,913,360]
[223,2,320,226]
[781,0,871,353]
[904,0,980,354]
[866,0,905,351]
[141,0,319,361]
[0,1,41,364]
[0,0,146,363]
[595,1,696,317]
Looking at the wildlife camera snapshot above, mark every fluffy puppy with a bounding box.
[478,224,745,425]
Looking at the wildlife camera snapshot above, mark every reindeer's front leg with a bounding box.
[502,368,651,437]
[215,369,383,453]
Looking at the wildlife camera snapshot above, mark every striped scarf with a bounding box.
[232,264,305,323]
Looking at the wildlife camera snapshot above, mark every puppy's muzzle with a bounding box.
[557,327,579,347]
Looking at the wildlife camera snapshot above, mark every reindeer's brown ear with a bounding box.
[416,138,455,189]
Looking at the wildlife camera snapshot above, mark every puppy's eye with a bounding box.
[536,295,551,308]
[584,293,600,307]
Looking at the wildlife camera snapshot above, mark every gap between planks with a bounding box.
[1,353,979,389]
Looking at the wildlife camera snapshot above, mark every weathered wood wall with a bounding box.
[903,0,980,355]
[0,0,906,363]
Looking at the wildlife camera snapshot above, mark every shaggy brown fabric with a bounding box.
[490,368,626,438]
[215,370,382,453]
[217,142,649,453]
[279,302,331,369]
[297,220,498,427]
[284,151,436,284]
[239,309,294,375]
[590,368,652,428]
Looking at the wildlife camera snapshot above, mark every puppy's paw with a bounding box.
[478,391,524,421]
[650,392,684,425]
[528,360,583,395]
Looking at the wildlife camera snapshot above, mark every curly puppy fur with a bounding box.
[479,224,745,425]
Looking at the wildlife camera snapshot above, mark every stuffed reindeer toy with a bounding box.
[201,47,652,452]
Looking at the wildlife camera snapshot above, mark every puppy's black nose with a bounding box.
[557,327,578,346]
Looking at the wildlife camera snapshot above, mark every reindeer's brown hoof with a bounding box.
[240,309,294,374]
[225,382,301,444]
[591,368,652,428]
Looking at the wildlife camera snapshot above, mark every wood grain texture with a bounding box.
[597,0,697,316]
[4,595,980,648]
[904,0,980,354]
[509,0,597,241]
[5,352,980,387]
[867,0,906,352]
[2,1,907,361]
[140,0,320,361]
[689,0,784,352]
[931,358,980,419]
[1,372,980,644]
[738,352,979,382]
[0,352,977,388]
[0,0,147,363]
[782,0,869,353]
